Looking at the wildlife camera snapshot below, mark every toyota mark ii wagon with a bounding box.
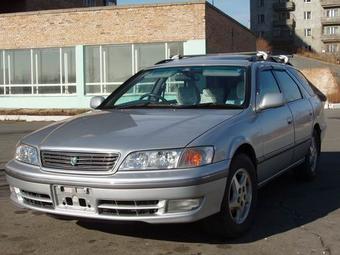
[5,53,327,237]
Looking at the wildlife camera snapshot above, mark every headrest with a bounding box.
[176,82,201,105]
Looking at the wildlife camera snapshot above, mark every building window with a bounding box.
[0,52,3,94]
[304,11,312,20]
[83,0,96,7]
[326,44,339,53]
[304,0,311,3]
[258,14,265,24]
[84,42,183,95]
[258,0,264,7]
[324,26,339,35]
[0,47,76,96]
[135,44,165,71]
[105,0,117,6]
[304,28,312,37]
[326,9,339,18]
[85,44,133,94]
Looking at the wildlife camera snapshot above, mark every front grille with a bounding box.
[41,151,119,172]
[97,200,164,217]
[20,190,54,209]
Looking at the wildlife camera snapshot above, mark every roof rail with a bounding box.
[256,51,269,60]
[154,51,292,65]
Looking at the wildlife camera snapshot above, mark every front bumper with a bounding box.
[5,160,229,223]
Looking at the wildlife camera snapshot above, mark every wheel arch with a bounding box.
[231,143,257,171]
[313,123,322,151]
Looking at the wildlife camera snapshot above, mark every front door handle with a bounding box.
[287,117,293,125]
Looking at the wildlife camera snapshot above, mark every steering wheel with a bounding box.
[140,93,168,102]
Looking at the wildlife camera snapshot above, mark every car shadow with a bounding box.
[76,152,340,244]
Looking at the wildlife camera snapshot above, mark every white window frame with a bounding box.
[0,47,77,97]
[304,11,312,20]
[304,28,312,37]
[85,42,184,96]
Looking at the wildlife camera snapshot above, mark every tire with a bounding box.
[295,130,320,181]
[204,153,257,239]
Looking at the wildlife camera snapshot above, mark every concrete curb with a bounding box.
[0,115,71,122]
[325,103,340,109]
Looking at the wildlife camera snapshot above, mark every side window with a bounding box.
[258,70,281,96]
[273,70,302,102]
[288,68,315,96]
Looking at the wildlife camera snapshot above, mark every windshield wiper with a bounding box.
[114,101,173,109]
[175,103,243,109]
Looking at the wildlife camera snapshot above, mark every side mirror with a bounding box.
[257,93,284,111]
[90,96,105,109]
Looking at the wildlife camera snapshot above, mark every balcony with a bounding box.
[273,18,296,28]
[321,16,340,25]
[320,0,340,8]
[273,1,295,12]
[321,34,340,42]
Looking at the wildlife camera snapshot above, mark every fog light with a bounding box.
[167,198,202,213]
[9,186,22,201]
[9,186,20,194]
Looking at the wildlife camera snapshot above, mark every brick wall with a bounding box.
[205,4,256,53]
[0,2,206,49]
[0,1,256,53]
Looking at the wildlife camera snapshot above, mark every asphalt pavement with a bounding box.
[0,111,340,255]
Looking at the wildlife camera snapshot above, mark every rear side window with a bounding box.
[258,70,281,95]
[273,70,302,102]
[288,68,315,96]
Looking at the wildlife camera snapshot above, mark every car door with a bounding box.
[256,67,295,183]
[272,69,314,162]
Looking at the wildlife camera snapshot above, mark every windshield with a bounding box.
[101,66,249,109]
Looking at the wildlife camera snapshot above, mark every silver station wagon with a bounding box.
[5,52,327,237]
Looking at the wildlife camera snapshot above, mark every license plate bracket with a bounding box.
[53,185,95,212]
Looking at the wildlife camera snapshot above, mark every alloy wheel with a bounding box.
[309,136,318,173]
[228,168,253,225]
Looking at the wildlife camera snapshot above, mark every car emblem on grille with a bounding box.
[70,156,78,166]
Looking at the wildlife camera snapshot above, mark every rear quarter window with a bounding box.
[273,70,302,103]
[288,67,327,102]
[288,68,315,96]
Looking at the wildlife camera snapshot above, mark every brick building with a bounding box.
[0,0,256,109]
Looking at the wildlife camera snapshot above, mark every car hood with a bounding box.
[23,109,242,152]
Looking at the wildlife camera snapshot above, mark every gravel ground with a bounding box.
[0,110,340,255]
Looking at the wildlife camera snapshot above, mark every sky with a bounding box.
[117,0,250,28]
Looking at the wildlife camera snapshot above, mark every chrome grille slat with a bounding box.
[43,158,115,166]
[41,151,119,172]
[97,204,160,210]
[43,156,117,162]
[97,200,161,217]
[43,154,118,159]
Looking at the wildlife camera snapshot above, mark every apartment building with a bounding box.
[251,0,340,54]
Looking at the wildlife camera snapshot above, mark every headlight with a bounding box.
[119,147,214,171]
[15,144,40,166]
